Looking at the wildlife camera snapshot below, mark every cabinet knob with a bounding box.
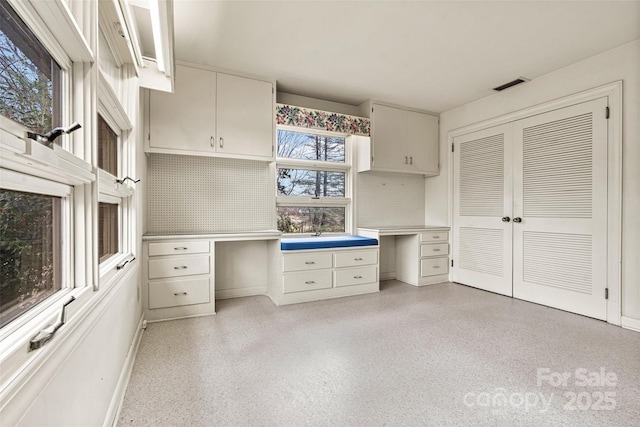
[210,136,214,147]
[513,217,522,223]
[502,216,511,222]
[219,137,224,148]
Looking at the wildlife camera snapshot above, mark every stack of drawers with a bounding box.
[419,230,449,281]
[277,247,379,304]
[145,240,214,320]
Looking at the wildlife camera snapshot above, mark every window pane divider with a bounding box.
[276,158,350,172]
[276,196,351,207]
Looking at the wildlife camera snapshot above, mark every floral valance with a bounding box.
[276,103,370,136]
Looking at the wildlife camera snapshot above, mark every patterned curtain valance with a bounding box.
[276,103,370,136]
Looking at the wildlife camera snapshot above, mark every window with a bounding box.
[0,1,61,135]
[0,190,63,328]
[98,115,118,176]
[276,128,351,234]
[98,202,119,262]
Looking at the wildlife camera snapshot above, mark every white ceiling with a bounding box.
[172,0,640,113]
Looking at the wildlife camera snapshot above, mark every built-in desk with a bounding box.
[358,226,450,286]
[142,231,281,321]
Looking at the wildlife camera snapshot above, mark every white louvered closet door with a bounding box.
[453,124,513,296]
[512,98,608,320]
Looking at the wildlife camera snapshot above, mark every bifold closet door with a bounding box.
[453,124,513,296]
[512,98,608,320]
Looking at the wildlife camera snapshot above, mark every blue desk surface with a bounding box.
[281,235,379,251]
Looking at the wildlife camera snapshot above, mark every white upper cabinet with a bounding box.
[358,102,439,175]
[216,72,274,159]
[148,64,274,161]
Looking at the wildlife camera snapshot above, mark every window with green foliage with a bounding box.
[276,129,351,234]
[0,1,61,134]
[0,189,62,328]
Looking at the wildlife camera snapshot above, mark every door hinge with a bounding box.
[605,106,610,119]
[605,288,609,300]
[451,143,454,153]
[451,259,454,267]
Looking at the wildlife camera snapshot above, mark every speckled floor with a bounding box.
[117,281,640,426]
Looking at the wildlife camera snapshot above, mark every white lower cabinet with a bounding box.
[272,247,380,305]
[143,239,215,321]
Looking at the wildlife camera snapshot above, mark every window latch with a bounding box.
[29,296,76,351]
[26,122,82,148]
[116,176,141,185]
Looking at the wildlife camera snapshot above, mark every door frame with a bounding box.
[447,81,622,325]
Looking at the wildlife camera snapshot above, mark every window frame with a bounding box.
[275,125,353,235]
[0,0,99,385]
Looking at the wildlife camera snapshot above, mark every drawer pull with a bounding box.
[354,257,364,261]
[174,247,188,250]
[305,281,315,284]
[173,292,188,296]
[433,265,440,269]
[354,275,363,279]
[174,265,188,270]
[304,261,315,265]
[432,235,440,239]
[432,248,441,252]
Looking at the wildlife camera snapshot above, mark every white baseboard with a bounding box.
[621,316,640,333]
[215,285,267,300]
[104,314,145,427]
[380,271,396,281]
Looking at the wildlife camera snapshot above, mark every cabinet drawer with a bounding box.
[420,243,449,257]
[283,252,333,272]
[420,231,448,243]
[334,249,378,268]
[283,270,332,294]
[148,241,210,257]
[420,257,449,277]
[334,266,377,288]
[148,256,210,279]
[149,278,210,309]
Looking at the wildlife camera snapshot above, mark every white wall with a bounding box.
[426,40,640,321]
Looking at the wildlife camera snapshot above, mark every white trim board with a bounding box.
[446,81,622,325]
[105,314,145,427]
[621,317,640,333]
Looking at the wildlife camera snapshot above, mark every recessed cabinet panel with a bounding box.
[334,266,377,287]
[406,110,439,174]
[420,243,448,258]
[371,104,407,171]
[149,278,211,309]
[148,255,210,279]
[216,73,273,159]
[150,65,216,152]
[148,240,210,257]
[283,252,333,272]
[420,257,449,277]
[334,249,378,268]
[283,270,332,293]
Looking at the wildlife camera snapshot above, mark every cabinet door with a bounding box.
[371,104,407,171]
[406,111,438,174]
[216,73,273,158]
[149,65,216,152]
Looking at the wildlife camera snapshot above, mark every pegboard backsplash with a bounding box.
[147,154,272,234]
[357,172,425,227]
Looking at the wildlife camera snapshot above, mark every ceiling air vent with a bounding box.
[493,77,530,92]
